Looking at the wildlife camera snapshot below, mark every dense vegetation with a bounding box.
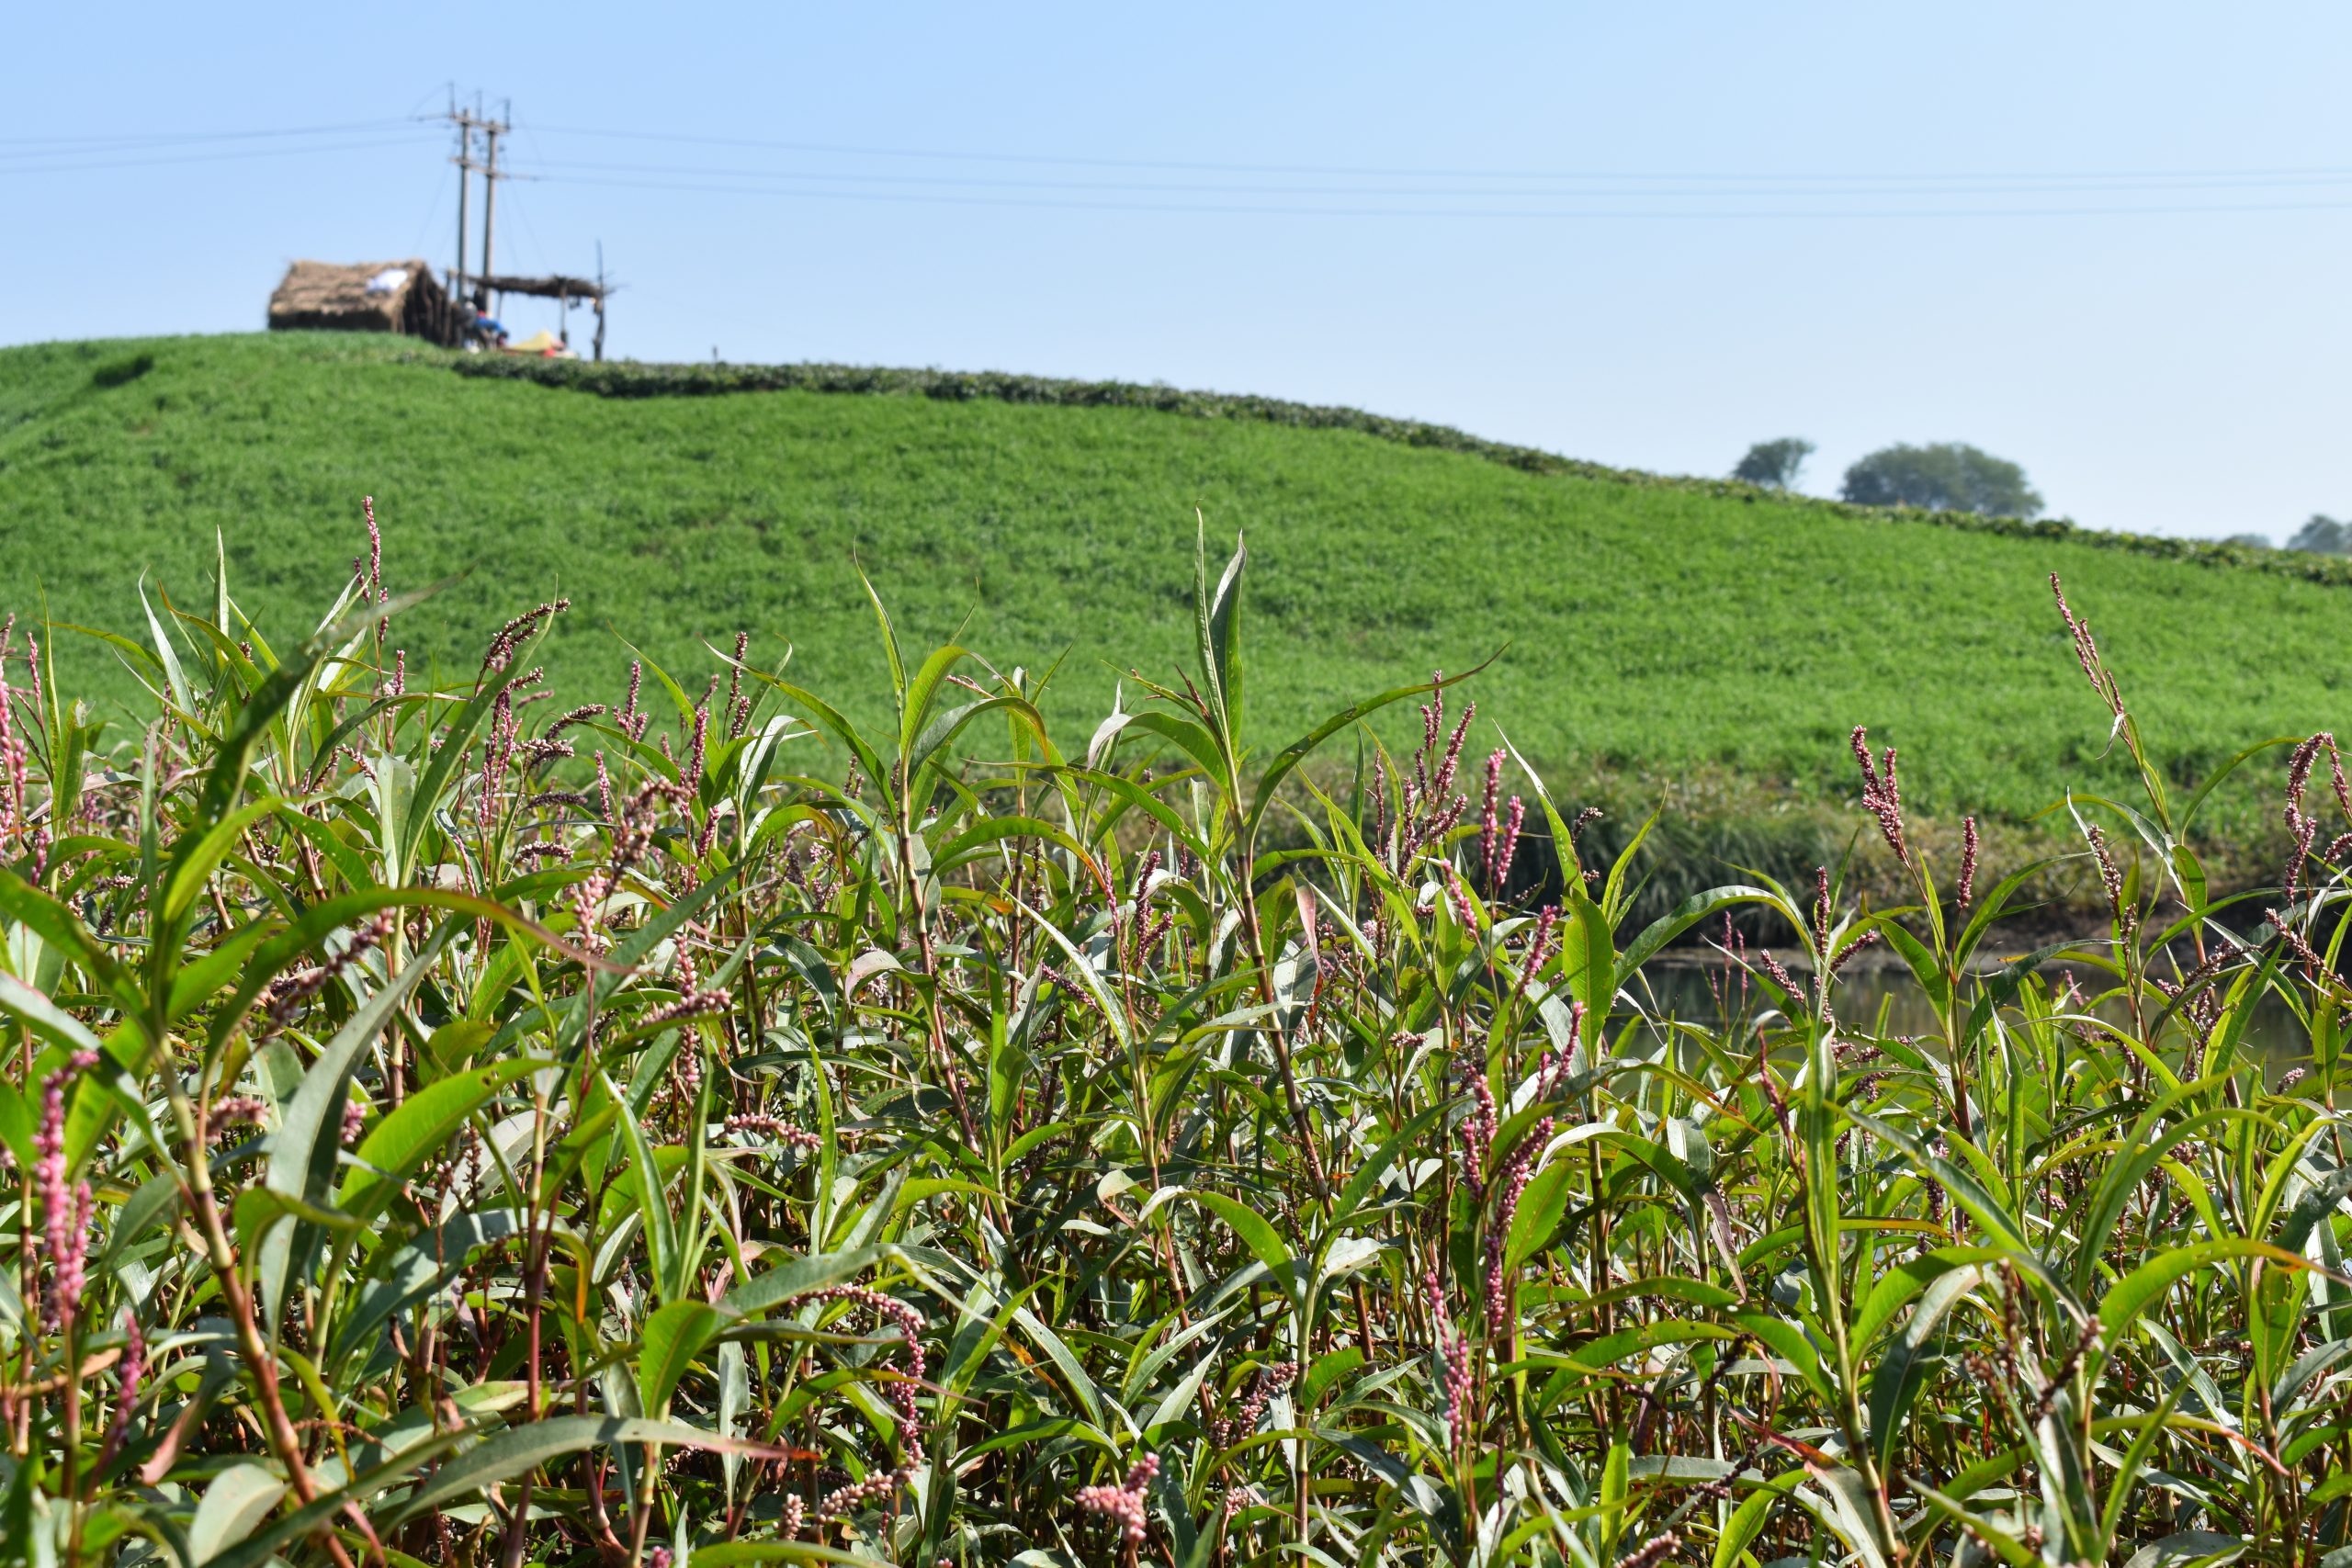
[1836,443,2044,521]
[2,514,2349,1565]
[4,333,2351,891]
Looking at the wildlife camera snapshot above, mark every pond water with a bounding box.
[1628,954,2317,1078]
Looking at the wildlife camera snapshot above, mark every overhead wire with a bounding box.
[4,108,2349,221]
[509,152,2352,201]
[516,120,2352,189]
[520,170,2352,221]
[0,118,423,152]
[409,163,453,260]
[0,134,441,175]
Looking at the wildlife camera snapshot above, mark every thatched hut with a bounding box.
[266,260,456,346]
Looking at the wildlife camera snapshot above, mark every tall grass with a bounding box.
[2,507,2346,1567]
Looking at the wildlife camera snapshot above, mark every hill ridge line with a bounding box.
[441,347,2351,591]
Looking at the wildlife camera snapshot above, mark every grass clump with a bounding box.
[2,512,2348,1563]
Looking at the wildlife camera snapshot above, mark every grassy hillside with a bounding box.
[1,331,2342,868]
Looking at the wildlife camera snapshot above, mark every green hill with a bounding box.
[1,331,2341,890]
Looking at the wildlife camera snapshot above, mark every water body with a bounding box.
[1632,954,2315,1077]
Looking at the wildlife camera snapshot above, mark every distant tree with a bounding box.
[1839,442,2043,518]
[2287,514,2351,555]
[1733,437,1815,490]
[2222,531,2272,549]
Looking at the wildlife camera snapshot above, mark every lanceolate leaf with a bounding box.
[258,921,458,1332]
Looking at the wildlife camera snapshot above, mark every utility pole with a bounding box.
[479,98,511,318]
[449,95,476,306]
[594,241,608,363]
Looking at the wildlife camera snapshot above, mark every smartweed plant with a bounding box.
[0,508,2347,1567]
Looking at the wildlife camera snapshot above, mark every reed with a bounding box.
[1,506,2346,1566]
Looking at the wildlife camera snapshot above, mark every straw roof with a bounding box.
[267,259,451,340]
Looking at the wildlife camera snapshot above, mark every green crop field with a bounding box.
[1,331,2340,878]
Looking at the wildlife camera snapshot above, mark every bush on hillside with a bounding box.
[1730,435,1815,489]
[1840,439,2044,517]
[2288,513,2351,555]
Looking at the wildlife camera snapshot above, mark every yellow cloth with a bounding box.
[501,330,571,356]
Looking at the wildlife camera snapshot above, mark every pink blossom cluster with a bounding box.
[1617,1530,1682,1568]
[1424,1271,1473,1441]
[799,1281,928,1517]
[1484,1113,1552,1340]
[1455,1055,1498,1200]
[1441,863,1479,931]
[2281,732,2349,902]
[2086,825,2132,934]
[264,910,396,1034]
[209,1095,269,1138]
[1076,1453,1159,1548]
[481,599,570,675]
[352,494,390,643]
[1210,1360,1296,1448]
[1849,726,1909,869]
[1478,750,1525,898]
[1123,849,1173,966]
[36,1049,100,1331]
[0,615,51,878]
[725,632,754,739]
[100,1309,146,1468]
[725,1112,822,1152]
[1504,905,1561,1021]
[616,661,651,743]
[1373,674,1476,877]
[2049,573,2125,717]
[642,987,733,1030]
[570,774,689,952]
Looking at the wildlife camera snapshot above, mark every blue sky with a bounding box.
[5,2,2347,539]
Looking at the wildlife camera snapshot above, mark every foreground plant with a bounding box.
[0,508,2346,1568]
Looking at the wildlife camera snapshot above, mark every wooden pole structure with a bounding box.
[593,243,608,363]
[480,109,504,318]
[452,114,473,307]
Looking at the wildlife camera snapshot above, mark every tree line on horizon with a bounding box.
[1737,435,2343,553]
[1733,436,2043,518]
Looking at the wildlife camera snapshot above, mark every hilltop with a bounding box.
[0,331,2339,895]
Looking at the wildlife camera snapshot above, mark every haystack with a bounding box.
[266,260,456,345]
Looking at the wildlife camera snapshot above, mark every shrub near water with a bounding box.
[1,505,2349,1567]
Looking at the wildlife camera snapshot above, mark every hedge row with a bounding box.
[444,353,2352,590]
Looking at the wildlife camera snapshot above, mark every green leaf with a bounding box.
[1506,1159,1576,1271]
[337,1057,552,1227]
[1192,1190,1294,1278]
[187,1461,287,1565]
[1867,1262,1983,1474]
[639,1299,726,1416]
[373,1415,770,1528]
[328,1208,526,1371]
[2100,1238,2320,1345]
[259,921,457,1332]
[604,1065,677,1304]
[1713,1468,1806,1568]
[719,1243,904,1318]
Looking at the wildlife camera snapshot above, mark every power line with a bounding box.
[410,163,454,259]
[0,134,438,175]
[0,118,422,151]
[517,120,2352,187]
[525,170,2352,221]
[508,152,2352,201]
